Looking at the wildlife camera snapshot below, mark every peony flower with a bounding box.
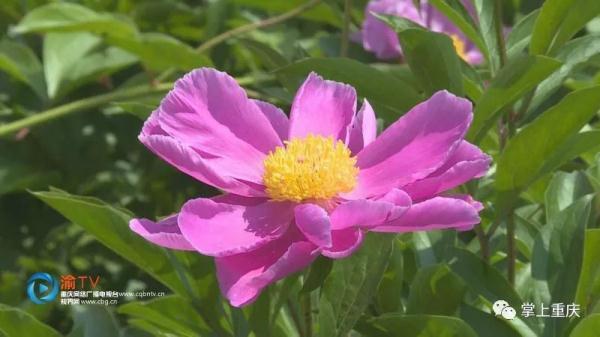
[129,68,490,307]
[359,0,484,64]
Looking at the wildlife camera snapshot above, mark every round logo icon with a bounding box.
[26,272,59,304]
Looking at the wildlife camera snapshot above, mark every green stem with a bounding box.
[506,212,516,285]
[0,83,173,137]
[302,293,313,337]
[288,299,306,337]
[341,0,352,57]
[493,0,507,67]
[474,225,489,262]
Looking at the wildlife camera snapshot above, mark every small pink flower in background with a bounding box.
[360,0,484,64]
[129,68,490,307]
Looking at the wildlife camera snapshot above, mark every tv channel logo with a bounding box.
[26,272,59,304]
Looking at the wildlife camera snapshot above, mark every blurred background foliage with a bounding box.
[1,0,600,336]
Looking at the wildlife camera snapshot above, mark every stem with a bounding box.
[493,0,507,67]
[341,0,352,57]
[506,212,516,285]
[302,294,313,337]
[0,83,173,137]
[474,225,489,262]
[288,299,306,337]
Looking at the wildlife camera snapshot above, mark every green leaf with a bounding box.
[118,296,210,337]
[449,249,522,307]
[472,0,501,73]
[107,33,211,72]
[530,0,600,55]
[274,58,421,122]
[12,2,136,38]
[396,28,464,96]
[368,314,478,337]
[300,256,332,294]
[240,39,289,70]
[544,171,593,220]
[460,304,522,337]
[67,306,119,337]
[540,131,600,179]
[575,230,600,315]
[0,304,62,337]
[532,196,592,337]
[549,0,600,54]
[495,86,600,195]
[0,39,46,99]
[318,233,395,337]
[467,54,562,143]
[43,32,137,99]
[530,35,600,112]
[569,314,600,337]
[376,243,404,313]
[373,13,426,33]
[31,190,188,295]
[506,9,539,58]
[530,0,575,54]
[406,264,466,315]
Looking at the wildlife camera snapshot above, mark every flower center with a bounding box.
[263,135,359,202]
[450,34,468,61]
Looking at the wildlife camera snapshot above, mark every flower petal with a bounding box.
[347,99,377,154]
[349,90,473,198]
[178,197,293,257]
[155,68,282,183]
[140,130,264,197]
[294,204,332,248]
[321,228,364,259]
[402,141,490,201]
[288,72,356,141]
[129,215,195,251]
[215,229,319,307]
[253,99,289,141]
[371,196,481,233]
[361,0,424,59]
[330,189,411,230]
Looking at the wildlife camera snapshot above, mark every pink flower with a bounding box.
[360,0,484,64]
[129,68,490,307]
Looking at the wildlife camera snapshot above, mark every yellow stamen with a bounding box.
[263,135,358,202]
[450,34,468,61]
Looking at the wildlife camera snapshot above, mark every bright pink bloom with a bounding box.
[129,68,490,307]
[359,0,484,64]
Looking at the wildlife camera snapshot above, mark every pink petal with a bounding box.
[140,130,264,197]
[215,229,319,307]
[349,91,473,199]
[378,188,414,220]
[402,141,490,201]
[347,99,377,154]
[129,214,195,251]
[330,189,411,230]
[322,228,364,259]
[294,204,332,248]
[154,68,282,184]
[371,196,481,233]
[361,0,425,59]
[288,72,356,141]
[178,197,293,257]
[253,99,289,141]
